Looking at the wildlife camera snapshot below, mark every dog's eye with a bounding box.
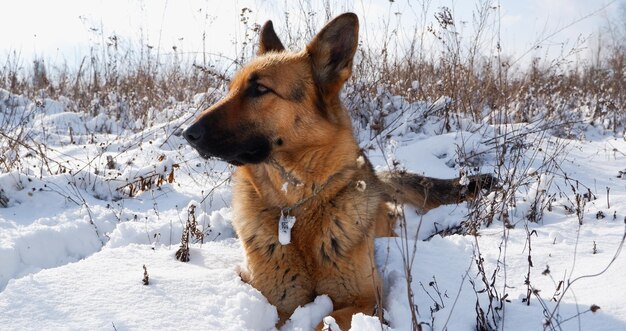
[245,78,273,98]
[255,83,270,95]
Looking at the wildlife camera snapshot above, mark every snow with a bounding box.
[283,295,333,330]
[0,241,278,331]
[1,89,625,330]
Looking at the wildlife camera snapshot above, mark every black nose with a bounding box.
[183,124,204,145]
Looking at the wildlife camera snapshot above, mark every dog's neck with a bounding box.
[267,157,302,187]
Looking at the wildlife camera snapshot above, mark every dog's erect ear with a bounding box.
[258,21,285,55]
[306,13,359,93]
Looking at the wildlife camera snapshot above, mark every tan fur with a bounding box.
[184,13,494,330]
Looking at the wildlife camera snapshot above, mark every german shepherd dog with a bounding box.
[184,13,493,330]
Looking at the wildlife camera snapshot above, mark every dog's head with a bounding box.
[183,13,359,166]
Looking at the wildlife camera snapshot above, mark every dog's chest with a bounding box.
[234,172,381,270]
[288,195,376,264]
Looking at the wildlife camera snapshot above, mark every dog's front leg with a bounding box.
[315,304,380,331]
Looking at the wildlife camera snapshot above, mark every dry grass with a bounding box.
[0,3,623,134]
[0,2,625,330]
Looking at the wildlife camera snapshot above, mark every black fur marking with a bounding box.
[320,243,330,262]
[234,136,272,164]
[276,138,283,146]
[333,217,345,234]
[313,85,327,116]
[266,243,276,256]
[289,81,305,101]
[291,274,298,282]
[280,289,287,301]
[245,234,257,246]
[331,237,344,258]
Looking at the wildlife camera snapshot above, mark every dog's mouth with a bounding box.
[191,138,271,166]
[226,159,244,166]
[229,148,269,165]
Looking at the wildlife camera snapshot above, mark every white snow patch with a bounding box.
[0,91,625,331]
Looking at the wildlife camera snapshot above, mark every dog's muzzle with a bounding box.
[183,122,272,166]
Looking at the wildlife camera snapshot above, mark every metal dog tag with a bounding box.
[278,211,296,245]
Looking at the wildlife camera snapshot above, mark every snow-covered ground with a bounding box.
[0,88,625,330]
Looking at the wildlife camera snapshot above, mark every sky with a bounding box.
[0,0,623,70]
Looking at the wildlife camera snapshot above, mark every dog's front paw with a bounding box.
[234,264,251,283]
